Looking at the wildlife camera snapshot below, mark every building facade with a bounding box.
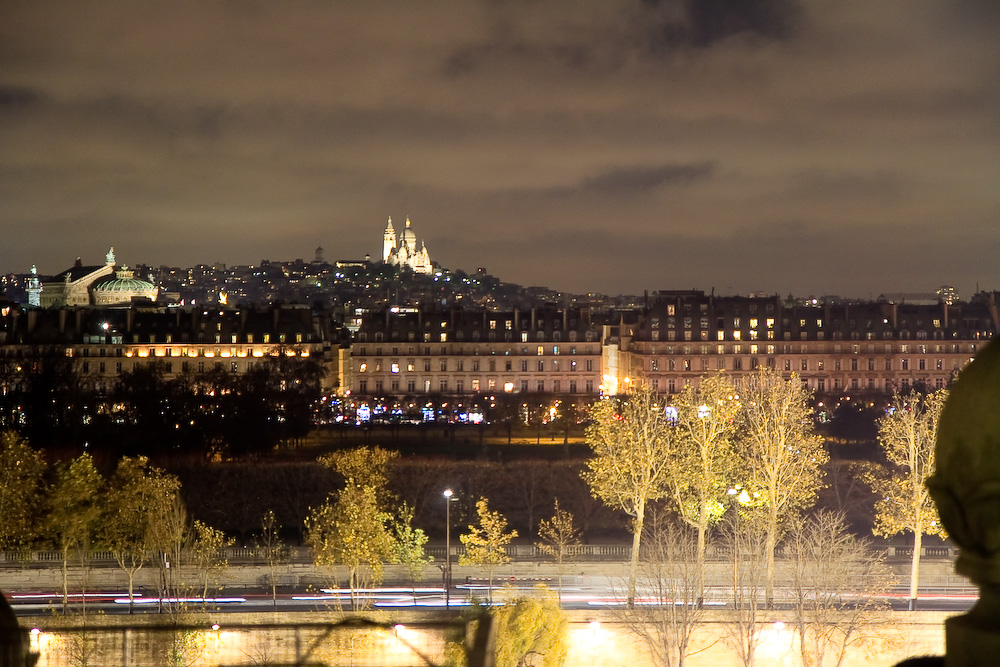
[345,306,605,398]
[602,291,998,398]
[0,303,340,394]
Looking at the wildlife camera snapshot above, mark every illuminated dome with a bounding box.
[400,218,418,250]
[91,266,158,305]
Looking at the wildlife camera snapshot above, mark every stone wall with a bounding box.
[19,608,949,667]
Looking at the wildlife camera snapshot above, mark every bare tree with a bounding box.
[722,507,770,667]
[583,385,675,606]
[256,509,286,610]
[869,388,947,611]
[739,368,828,606]
[619,511,711,667]
[785,511,896,667]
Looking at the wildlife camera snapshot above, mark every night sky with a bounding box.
[2,1,998,298]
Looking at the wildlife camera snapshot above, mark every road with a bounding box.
[9,581,978,617]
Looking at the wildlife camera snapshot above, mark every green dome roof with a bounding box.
[92,267,156,294]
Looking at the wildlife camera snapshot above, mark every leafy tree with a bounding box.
[492,586,568,667]
[304,483,396,610]
[318,446,398,504]
[667,373,741,604]
[256,509,286,610]
[460,497,518,603]
[0,431,46,551]
[583,384,675,606]
[99,456,182,612]
[306,446,402,609]
[535,500,580,600]
[391,503,432,597]
[739,368,828,606]
[191,520,234,603]
[45,452,103,611]
[869,388,948,611]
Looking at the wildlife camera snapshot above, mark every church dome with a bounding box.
[400,217,417,250]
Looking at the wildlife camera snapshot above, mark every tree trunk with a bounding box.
[909,530,922,611]
[127,570,135,614]
[765,505,778,608]
[696,503,708,607]
[628,501,645,608]
[62,544,70,612]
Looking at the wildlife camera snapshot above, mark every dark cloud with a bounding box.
[0,85,43,110]
[639,0,802,51]
[581,162,715,193]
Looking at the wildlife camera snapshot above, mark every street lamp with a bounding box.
[443,489,454,607]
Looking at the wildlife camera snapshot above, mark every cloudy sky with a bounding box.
[2,0,998,298]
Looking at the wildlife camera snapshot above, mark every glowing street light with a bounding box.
[443,489,455,607]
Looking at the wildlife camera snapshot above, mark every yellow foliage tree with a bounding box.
[668,373,741,604]
[739,368,827,606]
[460,497,517,603]
[583,384,676,606]
[304,483,395,610]
[870,388,947,611]
[536,500,581,600]
[492,586,568,667]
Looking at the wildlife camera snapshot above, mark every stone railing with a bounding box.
[0,542,957,566]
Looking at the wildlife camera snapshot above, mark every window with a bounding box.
[537,381,545,392]
[537,360,545,372]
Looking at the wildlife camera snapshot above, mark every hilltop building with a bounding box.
[382,217,432,274]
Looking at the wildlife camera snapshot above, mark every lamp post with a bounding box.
[443,489,454,607]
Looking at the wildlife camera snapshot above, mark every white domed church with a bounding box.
[382,217,432,274]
